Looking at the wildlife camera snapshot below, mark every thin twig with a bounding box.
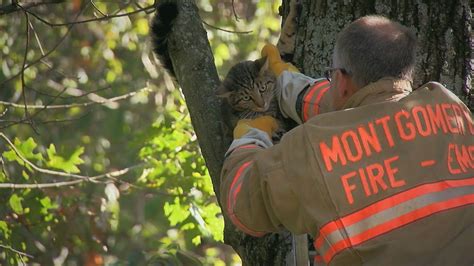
[0,155,9,179]
[0,108,8,117]
[20,9,35,133]
[23,4,155,27]
[29,19,45,55]
[201,20,252,34]
[91,0,107,17]
[8,80,70,132]
[0,3,89,86]
[28,84,111,99]
[0,87,152,109]
[0,133,147,187]
[0,132,92,181]
[0,165,142,189]
[0,0,65,16]
[39,112,90,124]
[231,0,240,21]
[0,244,34,258]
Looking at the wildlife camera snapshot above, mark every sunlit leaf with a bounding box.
[2,137,43,170]
[135,18,149,35]
[46,144,84,173]
[191,235,201,245]
[0,220,10,239]
[164,197,190,226]
[9,194,24,214]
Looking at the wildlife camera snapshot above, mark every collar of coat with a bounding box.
[342,77,413,109]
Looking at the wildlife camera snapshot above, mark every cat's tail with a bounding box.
[151,2,179,77]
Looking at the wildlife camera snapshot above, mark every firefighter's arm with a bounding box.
[262,44,332,124]
[220,116,310,236]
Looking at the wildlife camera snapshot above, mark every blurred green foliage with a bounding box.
[0,0,280,264]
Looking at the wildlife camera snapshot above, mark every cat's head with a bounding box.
[216,57,277,113]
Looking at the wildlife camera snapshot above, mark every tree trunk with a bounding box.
[165,0,472,264]
[293,0,472,109]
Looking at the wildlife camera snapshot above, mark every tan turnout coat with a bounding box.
[220,73,474,265]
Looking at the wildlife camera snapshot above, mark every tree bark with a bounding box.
[166,0,472,264]
[293,0,472,109]
[166,1,291,265]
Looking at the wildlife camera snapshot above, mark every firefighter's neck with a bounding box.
[331,70,359,110]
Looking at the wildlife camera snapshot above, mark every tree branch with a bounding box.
[168,0,231,198]
[0,132,143,183]
[23,4,155,27]
[0,165,141,189]
[0,2,88,86]
[0,87,152,109]
[0,244,33,259]
[201,20,251,34]
[0,0,64,16]
[165,1,295,264]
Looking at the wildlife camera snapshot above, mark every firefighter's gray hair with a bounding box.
[333,15,417,88]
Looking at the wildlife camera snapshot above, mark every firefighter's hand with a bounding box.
[233,116,279,139]
[261,44,299,76]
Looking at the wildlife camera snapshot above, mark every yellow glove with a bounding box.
[261,44,299,76]
[233,116,279,139]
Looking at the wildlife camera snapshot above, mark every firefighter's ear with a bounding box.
[335,70,357,98]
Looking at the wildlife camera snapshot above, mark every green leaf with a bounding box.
[202,203,224,242]
[0,172,6,182]
[215,43,230,60]
[163,197,190,226]
[9,194,24,214]
[191,235,201,245]
[22,170,29,180]
[46,144,84,173]
[2,137,43,170]
[40,196,58,214]
[0,220,10,239]
[135,18,149,35]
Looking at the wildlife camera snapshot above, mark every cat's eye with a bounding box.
[242,95,251,101]
[259,87,266,92]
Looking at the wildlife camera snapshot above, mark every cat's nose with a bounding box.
[254,97,265,108]
[255,102,269,112]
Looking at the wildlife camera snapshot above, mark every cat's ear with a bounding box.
[255,56,270,74]
[215,85,231,98]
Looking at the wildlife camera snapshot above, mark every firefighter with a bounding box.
[220,15,474,265]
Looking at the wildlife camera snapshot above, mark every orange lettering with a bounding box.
[442,104,459,134]
[454,144,474,172]
[412,106,432,137]
[395,110,416,141]
[384,156,405,187]
[358,167,372,197]
[341,171,357,204]
[366,163,388,193]
[448,143,462,174]
[320,136,347,172]
[452,104,466,135]
[358,123,382,156]
[426,104,448,134]
[375,116,395,147]
[341,130,363,163]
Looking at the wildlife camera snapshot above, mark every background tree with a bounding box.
[0,0,282,264]
[0,0,471,265]
[165,0,472,264]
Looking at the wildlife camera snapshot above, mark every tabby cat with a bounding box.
[151,0,300,140]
